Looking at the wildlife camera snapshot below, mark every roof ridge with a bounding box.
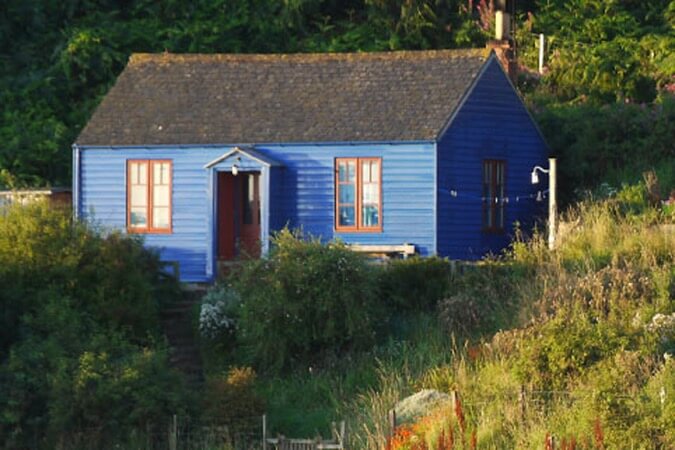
[129,49,489,65]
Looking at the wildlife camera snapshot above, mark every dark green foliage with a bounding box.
[0,0,476,188]
[0,203,186,448]
[232,229,380,372]
[535,96,675,206]
[0,202,178,352]
[518,0,673,103]
[2,0,673,196]
[378,256,451,310]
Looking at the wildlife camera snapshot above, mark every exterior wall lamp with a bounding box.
[231,156,241,176]
[531,158,557,250]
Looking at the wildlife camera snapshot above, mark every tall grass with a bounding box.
[341,192,674,449]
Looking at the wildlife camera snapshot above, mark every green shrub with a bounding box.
[0,203,187,448]
[203,367,265,426]
[515,305,633,391]
[48,334,187,443]
[198,284,241,369]
[232,228,380,372]
[534,97,675,206]
[378,257,451,311]
[0,203,179,351]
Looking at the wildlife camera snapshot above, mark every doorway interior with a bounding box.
[217,171,261,261]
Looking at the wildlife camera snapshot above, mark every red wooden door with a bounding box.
[217,172,260,260]
[217,172,236,260]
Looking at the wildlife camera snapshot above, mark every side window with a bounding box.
[335,157,382,232]
[127,160,172,233]
[482,160,505,231]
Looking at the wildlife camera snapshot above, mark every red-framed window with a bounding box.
[127,160,172,233]
[482,160,505,232]
[335,157,382,232]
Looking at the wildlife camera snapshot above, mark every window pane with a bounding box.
[338,160,356,182]
[154,162,169,185]
[153,185,169,207]
[153,163,160,185]
[130,208,147,227]
[362,205,379,227]
[371,161,379,182]
[152,207,170,229]
[338,162,347,182]
[131,185,147,207]
[153,163,162,185]
[339,184,355,204]
[138,163,147,184]
[338,206,355,226]
[347,161,355,182]
[130,163,138,183]
[362,161,371,183]
[362,184,378,203]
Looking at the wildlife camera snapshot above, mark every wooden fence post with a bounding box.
[387,409,397,446]
[340,420,346,449]
[331,421,346,448]
[519,385,526,423]
[169,414,177,450]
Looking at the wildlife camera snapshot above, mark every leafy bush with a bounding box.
[0,203,186,448]
[203,367,265,426]
[232,228,380,372]
[378,257,451,311]
[534,97,675,206]
[515,305,632,390]
[0,202,179,352]
[48,335,187,444]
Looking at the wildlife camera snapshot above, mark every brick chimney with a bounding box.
[487,0,517,83]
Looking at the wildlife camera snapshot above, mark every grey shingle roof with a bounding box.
[76,49,489,146]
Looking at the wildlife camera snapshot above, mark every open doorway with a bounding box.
[217,171,261,260]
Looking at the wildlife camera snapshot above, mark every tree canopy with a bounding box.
[0,0,673,188]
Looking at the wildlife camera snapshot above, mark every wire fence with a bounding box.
[46,414,263,450]
[46,414,346,450]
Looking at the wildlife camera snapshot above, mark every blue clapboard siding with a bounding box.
[80,148,215,282]
[268,166,286,232]
[79,142,436,282]
[256,143,436,254]
[436,58,548,259]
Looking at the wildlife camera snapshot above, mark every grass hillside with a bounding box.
[195,180,673,449]
[348,193,674,449]
[0,184,671,450]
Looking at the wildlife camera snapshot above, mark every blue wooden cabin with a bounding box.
[74,50,548,282]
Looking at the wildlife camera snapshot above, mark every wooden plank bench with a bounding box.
[348,243,416,259]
